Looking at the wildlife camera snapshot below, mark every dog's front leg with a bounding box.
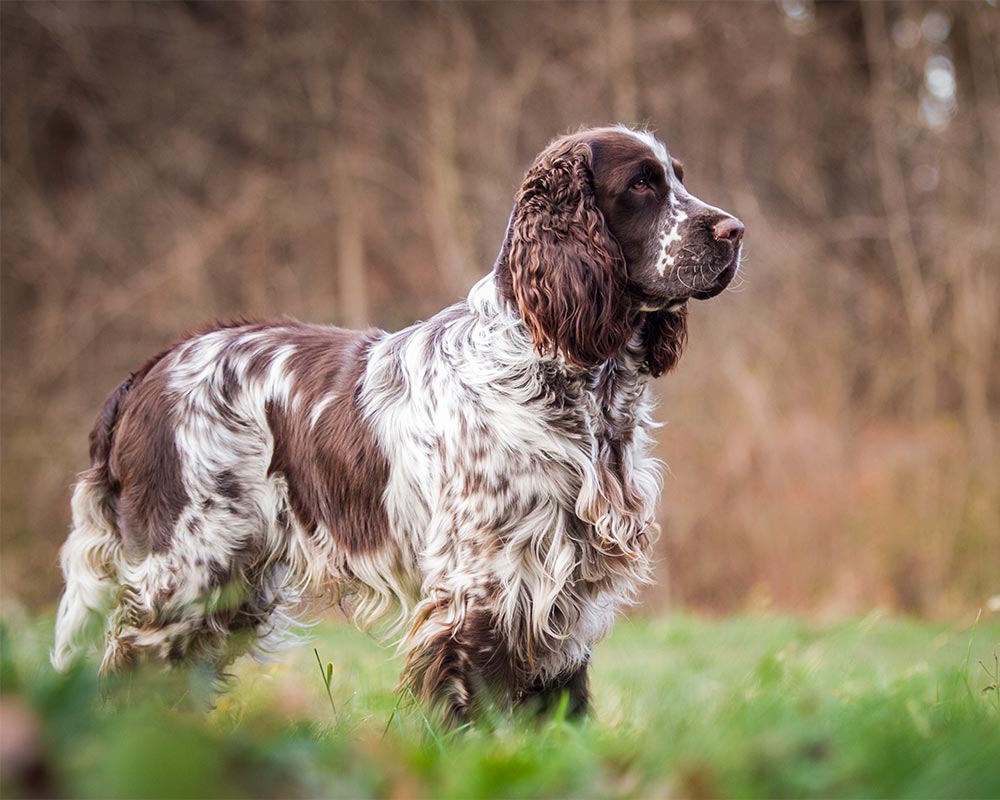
[400,586,519,727]
[518,658,591,719]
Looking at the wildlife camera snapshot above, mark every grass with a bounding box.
[1,609,998,799]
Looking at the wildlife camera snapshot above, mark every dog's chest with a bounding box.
[374,356,651,530]
[443,366,646,493]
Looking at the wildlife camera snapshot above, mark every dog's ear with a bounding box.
[504,140,630,367]
[642,306,688,377]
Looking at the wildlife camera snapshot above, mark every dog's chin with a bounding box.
[635,300,687,313]
[689,260,738,301]
[632,293,686,314]
[630,281,689,314]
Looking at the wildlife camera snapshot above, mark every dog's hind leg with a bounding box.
[52,473,124,672]
[97,553,231,674]
[97,546,294,676]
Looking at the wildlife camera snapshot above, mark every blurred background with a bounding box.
[2,0,998,618]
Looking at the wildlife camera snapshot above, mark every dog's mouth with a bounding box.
[687,258,738,301]
[635,253,739,313]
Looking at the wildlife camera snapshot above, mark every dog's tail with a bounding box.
[51,359,158,671]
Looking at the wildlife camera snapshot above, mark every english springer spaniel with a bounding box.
[53,126,743,724]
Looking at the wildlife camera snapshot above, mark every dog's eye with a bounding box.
[630,178,651,192]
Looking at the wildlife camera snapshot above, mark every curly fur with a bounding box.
[508,140,631,368]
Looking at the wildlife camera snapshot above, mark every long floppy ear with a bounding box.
[505,140,630,367]
[642,306,689,377]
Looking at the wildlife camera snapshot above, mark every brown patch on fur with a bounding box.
[642,306,689,377]
[214,469,242,501]
[87,346,175,516]
[106,359,188,556]
[266,327,391,552]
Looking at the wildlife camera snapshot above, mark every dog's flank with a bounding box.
[53,125,742,724]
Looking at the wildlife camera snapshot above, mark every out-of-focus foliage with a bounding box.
[1,612,999,798]
[1,1,998,613]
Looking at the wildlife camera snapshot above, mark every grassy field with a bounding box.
[2,610,998,799]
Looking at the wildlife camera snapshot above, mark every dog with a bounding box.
[52,125,742,724]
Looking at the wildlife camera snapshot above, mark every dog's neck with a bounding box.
[467,270,653,391]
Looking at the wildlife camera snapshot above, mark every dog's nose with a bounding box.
[713,216,745,246]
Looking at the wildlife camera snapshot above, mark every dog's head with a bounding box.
[497,126,743,376]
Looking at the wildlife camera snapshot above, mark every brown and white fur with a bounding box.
[52,126,743,724]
